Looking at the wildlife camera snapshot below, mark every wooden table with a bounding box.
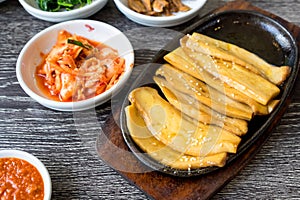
[0,0,299,199]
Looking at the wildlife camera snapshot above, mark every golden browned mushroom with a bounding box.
[189,33,290,85]
[141,0,152,11]
[170,0,190,12]
[154,75,248,136]
[125,104,228,169]
[168,0,179,12]
[152,0,169,13]
[163,47,279,115]
[180,36,280,106]
[128,87,241,157]
[128,0,147,13]
[155,64,253,121]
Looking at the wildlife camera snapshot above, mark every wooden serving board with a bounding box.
[97,1,300,199]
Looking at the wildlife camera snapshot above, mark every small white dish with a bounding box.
[16,20,134,111]
[18,0,108,22]
[113,0,207,27]
[0,149,51,200]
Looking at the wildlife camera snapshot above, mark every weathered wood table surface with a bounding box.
[0,0,299,199]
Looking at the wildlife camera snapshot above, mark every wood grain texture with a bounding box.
[0,0,299,199]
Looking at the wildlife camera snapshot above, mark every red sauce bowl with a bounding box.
[0,150,51,200]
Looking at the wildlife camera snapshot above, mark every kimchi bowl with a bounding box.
[16,20,134,111]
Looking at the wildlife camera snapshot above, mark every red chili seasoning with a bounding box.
[0,157,44,200]
[85,24,95,32]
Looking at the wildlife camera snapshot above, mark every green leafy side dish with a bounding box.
[36,0,92,12]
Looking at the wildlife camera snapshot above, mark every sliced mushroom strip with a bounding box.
[154,75,248,136]
[164,46,280,110]
[155,64,253,120]
[128,0,147,13]
[152,0,169,13]
[189,32,290,85]
[170,0,190,11]
[128,87,241,157]
[181,36,280,105]
[141,0,152,12]
[125,104,228,169]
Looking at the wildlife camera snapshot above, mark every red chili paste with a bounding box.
[0,157,44,200]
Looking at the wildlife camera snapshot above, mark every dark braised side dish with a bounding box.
[128,0,190,16]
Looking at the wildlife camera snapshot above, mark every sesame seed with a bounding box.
[190,157,196,162]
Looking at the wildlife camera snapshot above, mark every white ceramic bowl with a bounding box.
[18,0,108,22]
[16,20,134,111]
[114,0,207,27]
[0,149,51,200]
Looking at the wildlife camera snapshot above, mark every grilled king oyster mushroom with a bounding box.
[125,104,228,169]
[153,75,248,136]
[164,47,280,114]
[128,87,241,157]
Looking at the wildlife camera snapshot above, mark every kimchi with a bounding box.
[36,30,125,102]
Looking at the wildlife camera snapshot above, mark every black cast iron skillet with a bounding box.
[119,10,299,177]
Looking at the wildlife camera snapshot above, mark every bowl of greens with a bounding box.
[19,0,108,22]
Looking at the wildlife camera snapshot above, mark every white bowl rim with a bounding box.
[114,0,207,22]
[0,149,52,200]
[19,0,108,17]
[16,19,134,111]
